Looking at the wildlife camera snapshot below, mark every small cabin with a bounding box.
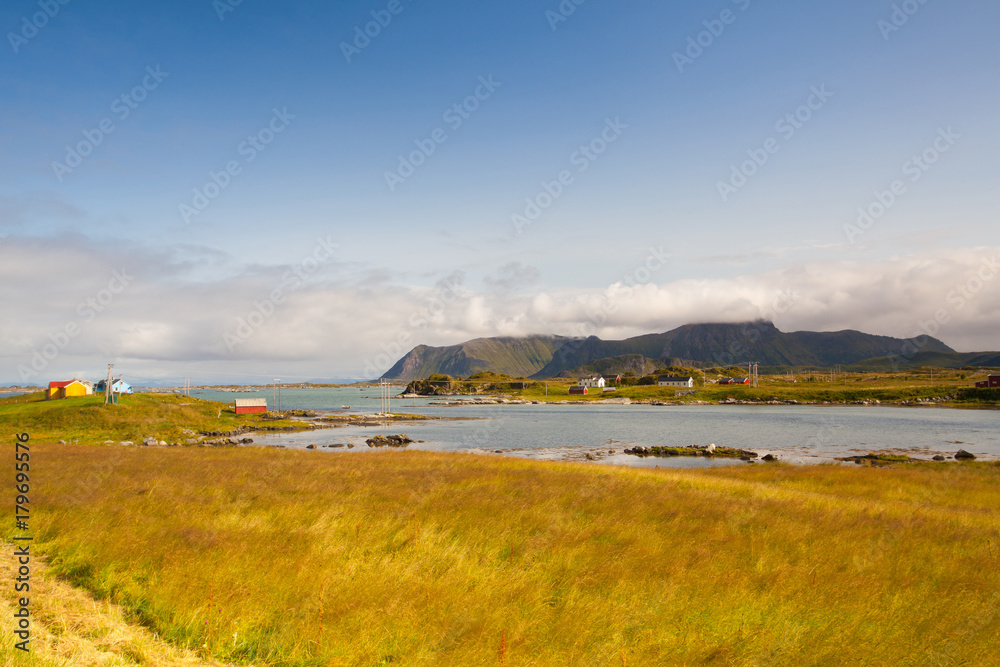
[235,398,268,414]
[658,376,694,388]
[96,379,133,395]
[975,376,1000,389]
[46,379,92,400]
[568,386,588,395]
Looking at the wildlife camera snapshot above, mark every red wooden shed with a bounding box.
[235,398,268,414]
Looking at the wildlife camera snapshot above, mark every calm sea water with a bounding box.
[192,387,1000,468]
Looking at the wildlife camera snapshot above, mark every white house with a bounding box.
[579,376,606,389]
[658,376,694,388]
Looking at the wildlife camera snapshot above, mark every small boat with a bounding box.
[342,405,350,409]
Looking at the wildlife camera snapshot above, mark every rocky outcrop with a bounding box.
[836,453,911,465]
[624,444,757,459]
[366,434,414,448]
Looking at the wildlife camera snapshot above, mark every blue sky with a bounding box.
[1,0,998,384]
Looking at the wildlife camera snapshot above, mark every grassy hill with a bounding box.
[0,391,303,444]
[14,444,1000,666]
[844,350,1000,372]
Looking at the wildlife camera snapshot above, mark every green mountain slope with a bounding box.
[381,322,980,380]
[382,335,567,381]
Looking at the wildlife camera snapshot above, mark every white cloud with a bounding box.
[1,234,997,384]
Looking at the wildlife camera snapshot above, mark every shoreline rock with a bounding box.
[624,445,757,459]
[366,434,414,448]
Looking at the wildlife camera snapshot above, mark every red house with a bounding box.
[568,387,588,395]
[234,398,267,414]
[975,375,1000,389]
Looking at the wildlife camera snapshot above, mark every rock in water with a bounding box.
[762,454,778,462]
[955,449,977,460]
[366,434,414,448]
[933,455,946,462]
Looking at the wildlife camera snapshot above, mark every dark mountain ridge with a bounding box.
[381,321,982,381]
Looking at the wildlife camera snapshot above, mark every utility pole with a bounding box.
[104,364,114,405]
[379,378,390,415]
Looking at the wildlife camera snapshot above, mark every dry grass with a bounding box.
[12,445,1000,665]
[0,540,242,667]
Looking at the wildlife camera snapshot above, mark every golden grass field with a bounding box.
[0,542,236,667]
[6,443,1000,666]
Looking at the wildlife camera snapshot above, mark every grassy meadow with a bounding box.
[0,392,304,444]
[11,444,1000,666]
[490,368,1000,405]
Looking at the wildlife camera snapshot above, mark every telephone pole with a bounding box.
[104,364,114,405]
[379,378,391,415]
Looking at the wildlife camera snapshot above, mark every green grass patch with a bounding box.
[0,392,304,444]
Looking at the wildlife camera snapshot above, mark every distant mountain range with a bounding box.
[381,322,999,381]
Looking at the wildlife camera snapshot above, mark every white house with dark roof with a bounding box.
[657,376,694,388]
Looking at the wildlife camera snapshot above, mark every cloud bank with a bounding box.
[1,234,997,384]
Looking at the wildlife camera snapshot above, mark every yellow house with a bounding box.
[46,379,92,400]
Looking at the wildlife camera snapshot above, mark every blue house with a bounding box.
[96,379,133,394]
